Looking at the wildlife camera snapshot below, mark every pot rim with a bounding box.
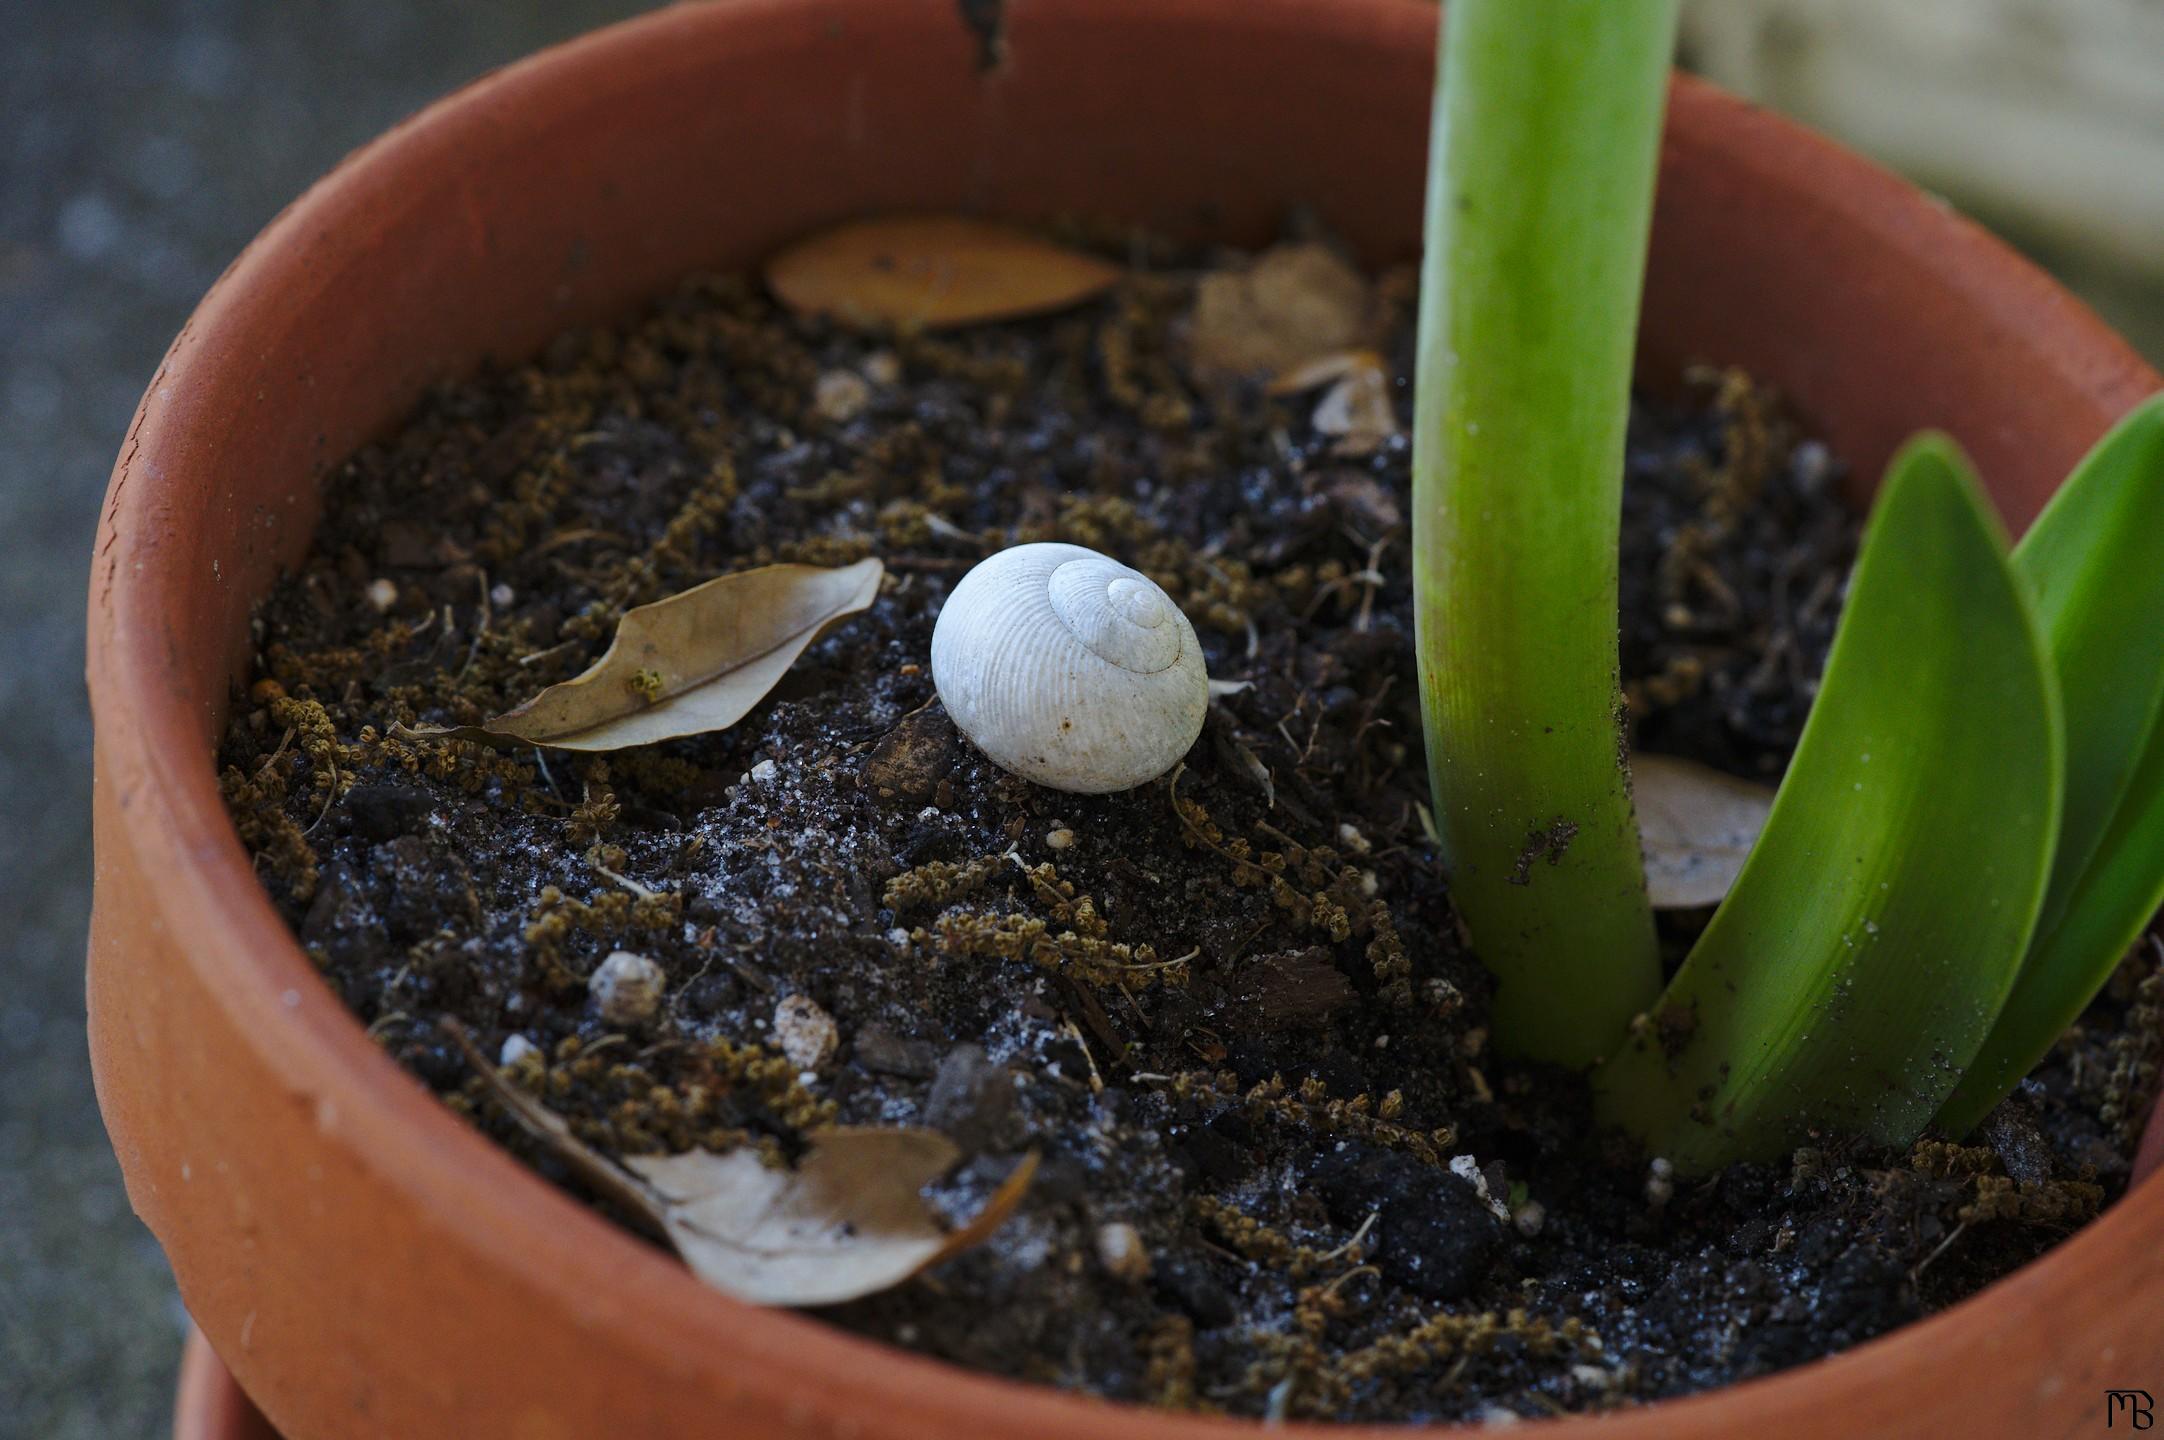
[89,2,2162,1435]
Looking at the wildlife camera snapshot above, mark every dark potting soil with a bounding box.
[216,247,2157,1424]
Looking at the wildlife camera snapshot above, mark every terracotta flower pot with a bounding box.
[89,1,2162,1437]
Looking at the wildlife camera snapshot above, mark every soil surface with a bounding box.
[217,242,2157,1423]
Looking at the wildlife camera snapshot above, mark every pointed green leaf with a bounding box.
[1596,437,2061,1172]
[2013,396,2164,929]
[1938,396,2164,1135]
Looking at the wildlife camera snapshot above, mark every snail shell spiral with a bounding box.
[930,543,1209,794]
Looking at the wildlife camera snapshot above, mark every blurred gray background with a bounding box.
[3,2,2160,1436]
[1,5,644,1436]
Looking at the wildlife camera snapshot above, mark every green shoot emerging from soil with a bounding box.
[1415,3,2164,1164]
[1939,397,2164,1134]
[1595,437,2061,1169]
[1412,0,1679,1066]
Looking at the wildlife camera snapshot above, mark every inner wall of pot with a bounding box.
[165,0,2144,737]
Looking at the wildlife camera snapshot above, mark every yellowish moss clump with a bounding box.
[1891,1138,2103,1229]
[972,860,1182,985]
[566,787,620,847]
[1190,1195,1367,1281]
[1958,1174,2104,1227]
[931,909,1172,989]
[771,533,878,568]
[1173,790,1416,1008]
[476,1033,834,1161]
[1336,1308,1599,1386]
[522,883,684,989]
[1142,1316,1203,1411]
[882,854,1005,912]
[1096,278,1195,434]
[1906,1141,1998,1180]
[897,332,1031,397]
[874,500,936,549]
[890,855,1186,989]
[2100,951,2163,1149]
[219,761,319,902]
[1243,1304,1602,1420]
[1172,1070,1457,1167]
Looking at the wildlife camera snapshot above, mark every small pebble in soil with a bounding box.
[589,950,665,1028]
[814,369,872,425]
[1644,1156,1676,1210]
[1512,1198,1546,1238]
[773,994,839,1072]
[1095,1222,1151,1284]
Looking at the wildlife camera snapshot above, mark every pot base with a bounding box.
[175,1329,280,1440]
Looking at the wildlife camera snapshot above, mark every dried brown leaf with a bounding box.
[1310,364,1399,456]
[447,1023,1034,1308]
[1265,347,1389,397]
[627,1132,1038,1307]
[765,216,1120,331]
[1633,752,1776,909]
[1264,348,1400,456]
[1189,243,1375,378]
[402,559,882,752]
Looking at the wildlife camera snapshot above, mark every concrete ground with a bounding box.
[1,3,2159,1437]
[0,5,642,1436]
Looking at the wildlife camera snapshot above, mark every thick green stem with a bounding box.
[1413,0,1678,1064]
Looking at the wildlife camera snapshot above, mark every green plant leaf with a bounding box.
[1596,437,2061,1172]
[2012,396,2164,929]
[1938,396,2164,1135]
[1411,0,1679,1065]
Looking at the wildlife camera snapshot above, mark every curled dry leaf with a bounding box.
[765,215,1120,331]
[1265,348,1388,397]
[446,1022,1034,1307]
[1189,242,1376,379]
[1310,364,1399,456]
[1633,752,1776,909]
[399,559,882,752]
[1268,349,1399,456]
[626,1133,1038,1308]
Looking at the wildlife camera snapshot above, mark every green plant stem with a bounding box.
[1413,0,1678,1064]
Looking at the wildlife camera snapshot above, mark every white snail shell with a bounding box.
[931,543,1208,794]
